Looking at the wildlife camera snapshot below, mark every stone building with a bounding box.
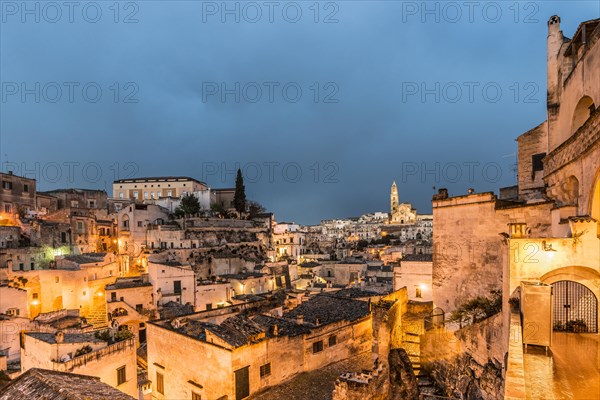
[21,331,137,397]
[393,254,432,302]
[0,368,136,400]
[147,294,372,400]
[7,253,118,324]
[429,16,600,399]
[106,275,157,344]
[113,176,209,201]
[0,171,35,216]
[40,188,108,210]
[148,260,196,308]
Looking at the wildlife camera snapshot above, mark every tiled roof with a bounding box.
[332,288,380,299]
[0,368,135,400]
[252,314,311,337]
[106,278,152,290]
[401,254,433,262]
[25,332,104,345]
[284,294,370,326]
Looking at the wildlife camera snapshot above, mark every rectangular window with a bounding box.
[260,363,271,378]
[312,340,323,353]
[137,221,143,228]
[4,205,11,213]
[192,393,201,400]
[144,192,148,199]
[167,190,173,196]
[32,293,38,299]
[77,221,84,233]
[2,181,13,190]
[328,335,337,346]
[117,366,126,385]
[531,153,546,173]
[174,280,182,295]
[156,372,164,394]
[119,192,124,199]
[61,232,67,243]
[23,184,29,193]
[133,191,139,199]
[111,292,117,301]
[416,287,422,298]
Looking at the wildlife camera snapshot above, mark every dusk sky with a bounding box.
[1,1,598,224]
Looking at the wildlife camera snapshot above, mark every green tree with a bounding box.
[234,168,247,215]
[175,193,201,217]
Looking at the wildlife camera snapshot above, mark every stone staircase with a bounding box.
[86,300,109,329]
[402,321,440,397]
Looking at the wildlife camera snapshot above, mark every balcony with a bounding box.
[51,338,134,372]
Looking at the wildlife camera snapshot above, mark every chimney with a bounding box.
[272,324,279,336]
[467,188,475,195]
[547,15,563,108]
[55,331,64,344]
[297,315,304,325]
[7,171,13,175]
[315,317,321,326]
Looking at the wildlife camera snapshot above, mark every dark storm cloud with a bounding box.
[1,1,598,224]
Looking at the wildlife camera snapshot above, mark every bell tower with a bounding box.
[390,181,399,214]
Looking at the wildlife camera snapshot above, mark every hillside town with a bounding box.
[0,14,599,400]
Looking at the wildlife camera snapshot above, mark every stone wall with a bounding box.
[421,313,504,400]
[332,361,388,400]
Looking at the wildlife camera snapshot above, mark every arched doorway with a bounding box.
[552,280,598,333]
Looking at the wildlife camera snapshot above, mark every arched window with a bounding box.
[571,96,596,134]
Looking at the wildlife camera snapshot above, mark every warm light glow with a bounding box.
[419,283,427,291]
[31,300,40,306]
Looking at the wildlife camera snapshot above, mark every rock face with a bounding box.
[427,354,504,400]
[388,348,420,400]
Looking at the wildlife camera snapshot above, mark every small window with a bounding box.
[312,341,323,353]
[328,335,337,346]
[119,192,124,199]
[4,205,11,213]
[192,393,201,400]
[117,366,126,385]
[137,221,143,228]
[23,184,29,192]
[32,293,39,299]
[416,287,422,298]
[156,372,164,394]
[55,277,59,283]
[260,363,271,378]
[531,153,546,173]
[111,292,117,301]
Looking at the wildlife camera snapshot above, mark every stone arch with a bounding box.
[121,214,130,229]
[541,266,600,334]
[571,95,596,134]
